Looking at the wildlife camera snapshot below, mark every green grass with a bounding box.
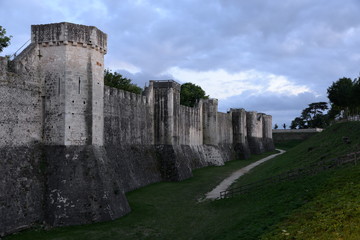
[274,139,305,151]
[5,151,277,240]
[6,122,360,240]
[231,122,360,189]
[261,166,360,240]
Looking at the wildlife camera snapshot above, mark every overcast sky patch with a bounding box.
[1,0,360,126]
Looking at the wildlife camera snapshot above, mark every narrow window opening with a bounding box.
[78,77,81,94]
[69,126,71,129]
[58,78,61,95]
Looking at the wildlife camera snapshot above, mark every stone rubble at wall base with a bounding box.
[0,22,274,237]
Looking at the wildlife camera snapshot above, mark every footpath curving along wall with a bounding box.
[0,22,274,237]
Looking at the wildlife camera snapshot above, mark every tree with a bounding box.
[104,69,142,94]
[290,102,329,129]
[300,102,329,128]
[0,26,12,53]
[290,117,305,129]
[352,77,360,116]
[180,82,209,107]
[327,77,354,118]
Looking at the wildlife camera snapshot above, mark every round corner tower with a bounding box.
[32,22,107,146]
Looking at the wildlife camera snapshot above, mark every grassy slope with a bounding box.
[258,122,360,240]
[232,122,360,188]
[6,122,360,240]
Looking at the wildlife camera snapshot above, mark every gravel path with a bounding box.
[204,149,286,200]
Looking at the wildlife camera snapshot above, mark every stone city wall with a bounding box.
[217,111,233,145]
[178,104,203,145]
[0,22,274,237]
[272,128,323,143]
[0,57,42,146]
[0,57,45,236]
[104,86,154,145]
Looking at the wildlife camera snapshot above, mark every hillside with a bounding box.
[5,122,360,240]
[231,121,360,239]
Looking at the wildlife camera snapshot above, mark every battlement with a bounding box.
[31,22,107,53]
[151,80,181,90]
[230,108,246,113]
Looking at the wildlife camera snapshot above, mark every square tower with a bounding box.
[152,80,181,145]
[32,22,107,145]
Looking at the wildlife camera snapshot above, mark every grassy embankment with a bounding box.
[6,122,360,240]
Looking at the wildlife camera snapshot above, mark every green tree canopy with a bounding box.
[104,69,142,94]
[327,77,360,119]
[0,26,11,53]
[352,77,360,108]
[291,102,329,129]
[290,117,305,129]
[327,77,354,109]
[180,82,209,107]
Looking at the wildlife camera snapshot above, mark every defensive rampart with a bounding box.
[0,22,274,236]
[272,128,323,143]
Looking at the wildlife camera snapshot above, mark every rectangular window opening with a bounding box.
[58,78,61,95]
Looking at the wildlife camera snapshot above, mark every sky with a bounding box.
[1,0,360,127]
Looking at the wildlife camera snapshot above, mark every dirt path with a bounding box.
[204,149,286,200]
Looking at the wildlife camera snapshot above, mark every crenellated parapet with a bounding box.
[31,22,107,54]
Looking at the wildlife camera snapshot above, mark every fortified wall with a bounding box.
[0,22,274,236]
[272,128,323,143]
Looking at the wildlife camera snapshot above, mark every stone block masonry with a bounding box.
[0,22,274,236]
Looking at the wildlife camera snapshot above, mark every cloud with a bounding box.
[218,91,327,128]
[2,0,360,126]
[106,59,141,75]
[165,67,313,99]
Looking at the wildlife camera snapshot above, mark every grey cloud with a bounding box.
[2,0,360,126]
[219,91,328,126]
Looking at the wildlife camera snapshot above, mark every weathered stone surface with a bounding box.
[246,112,265,154]
[0,145,44,237]
[231,108,251,159]
[31,22,107,51]
[202,99,218,145]
[104,86,154,145]
[0,68,42,147]
[262,114,275,151]
[105,144,162,192]
[43,145,130,226]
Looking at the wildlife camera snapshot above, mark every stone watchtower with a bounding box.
[32,22,107,146]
